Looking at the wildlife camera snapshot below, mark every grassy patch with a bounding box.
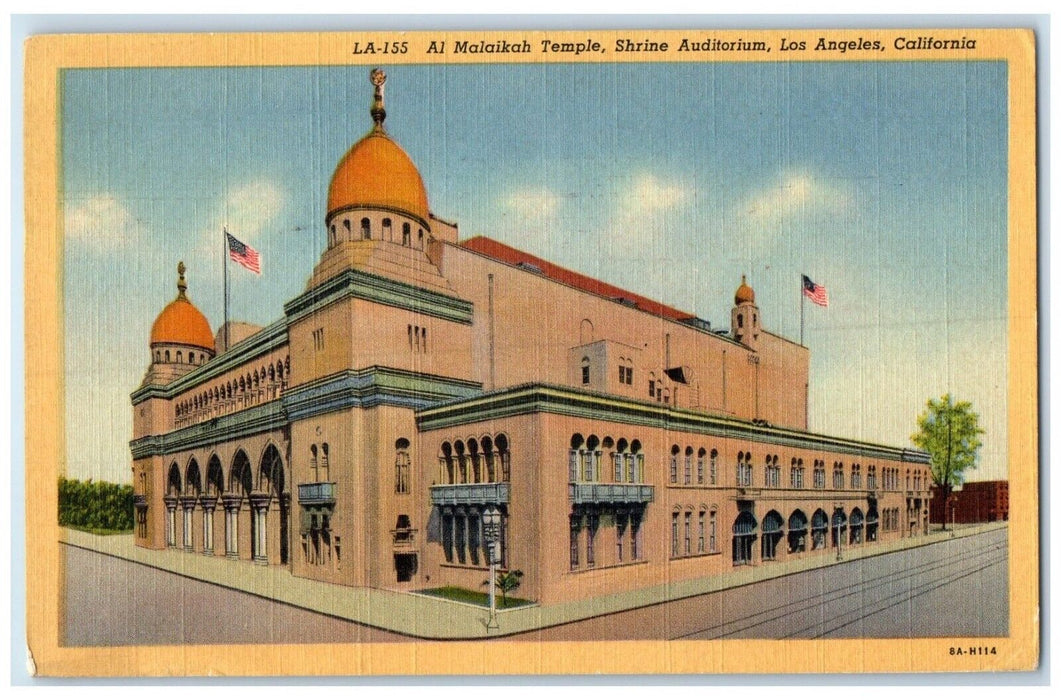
[65,525,133,536]
[417,586,533,609]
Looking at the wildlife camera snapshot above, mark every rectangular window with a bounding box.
[586,515,597,568]
[709,512,717,552]
[684,456,692,485]
[684,512,692,555]
[631,513,642,560]
[570,517,580,571]
[698,511,705,554]
[614,453,623,482]
[582,364,590,384]
[710,455,717,484]
[697,457,704,484]
[454,516,466,564]
[671,512,679,558]
[569,450,578,482]
[626,454,635,483]
[670,456,678,483]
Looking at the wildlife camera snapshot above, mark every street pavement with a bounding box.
[62,524,1007,644]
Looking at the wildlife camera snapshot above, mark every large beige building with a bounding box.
[131,70,932,606]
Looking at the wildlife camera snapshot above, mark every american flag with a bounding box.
[802,274,828,307]
[226,231,261,274]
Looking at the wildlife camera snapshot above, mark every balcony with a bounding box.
[391,527,418,551]
[430,482,509,506]
[569,482,654,505]
[298,482,336,505]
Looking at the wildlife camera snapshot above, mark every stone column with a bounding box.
[200,496,217,555]
[163,495,178,548]
[249,492,271,564]
[180,496,197,552]
[222,494,241,559]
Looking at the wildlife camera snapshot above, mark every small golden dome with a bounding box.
[326,131,430,225]
[326,68,430,226]
[150,262,214,351]
[735,274,756,305]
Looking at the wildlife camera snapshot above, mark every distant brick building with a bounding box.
[930,480,1009,525]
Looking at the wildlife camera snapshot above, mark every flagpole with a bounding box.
[800,274,805,346]
[223,227,230,353]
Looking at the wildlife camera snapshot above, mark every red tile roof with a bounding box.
[459,236,696,322]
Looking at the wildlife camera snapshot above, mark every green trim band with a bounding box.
[284,267,473,326]
[132,320,289,405]
[416,384,929,464]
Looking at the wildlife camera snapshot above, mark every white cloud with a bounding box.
[739,171,852,225]
[503,186,560,222]
[221,180,285,241]
[190,179,286,260]
[64,194,139,249]
[618,173,688,218]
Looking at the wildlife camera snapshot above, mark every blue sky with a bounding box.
[61,61,1008,483]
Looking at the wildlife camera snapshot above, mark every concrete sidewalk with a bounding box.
[61,522,1006,640]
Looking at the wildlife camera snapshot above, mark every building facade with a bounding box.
[930,480,1009,525]
[130,70,933,606]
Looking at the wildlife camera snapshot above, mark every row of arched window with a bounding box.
[571,434,645,484]
[669,445,718,486]
[174,356,290,428]
[154,348,208,365]
[438,434,510,485]
[732,506,880,566]
[163,445,286,500]
[328,215,425,249]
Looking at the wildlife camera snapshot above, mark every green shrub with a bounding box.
[58,477,134,532]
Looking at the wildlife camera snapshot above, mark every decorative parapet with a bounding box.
[569,482,654,505]
[430,482,509,506]
[298,482,336,506]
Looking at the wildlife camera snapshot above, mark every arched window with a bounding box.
[155,350,161,362]
[481,436,495,482]
[330,223,336,245]
[630,439,643,483]
[395,438,410,494]
[165,350,170,363]
[737,313,744,329]
[361,217,371,239]
[584,435,600,482]
[684,446,693,485]
[669,444,680,483]
[382,218,393,240]
[320,443,330,481]
[581,356,590,385]
[697,448,706,484]
[440,442,454,484]
[402,222,411,246]
[761,510,784,560]
[732,511,757,565]
[788,510,808,553]
[569,434,584,482]
[418,229,424,249]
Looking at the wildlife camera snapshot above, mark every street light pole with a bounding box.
[482,506,500,632]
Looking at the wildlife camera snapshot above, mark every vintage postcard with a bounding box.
[23,27,1038,676]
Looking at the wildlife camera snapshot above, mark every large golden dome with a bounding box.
[326,68,429,226]
[326,130,430,225]
[734,274,756,305]
[150,262,214,351]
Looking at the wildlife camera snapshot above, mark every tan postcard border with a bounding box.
[23,28,1038,676]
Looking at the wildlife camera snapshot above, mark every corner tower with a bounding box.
[306,69,457,293]
[731,274,760,351]
[143,262,215,385]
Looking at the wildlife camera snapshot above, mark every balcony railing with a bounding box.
[391,527,418,550]
[430,482,509,506]
[569,482,654,505]
[298,482,336,505]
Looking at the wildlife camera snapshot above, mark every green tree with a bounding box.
[910,394,984,530]
[482,569,524,607]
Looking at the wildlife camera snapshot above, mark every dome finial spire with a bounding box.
[370,68,387,130]
[177,261,188,300]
